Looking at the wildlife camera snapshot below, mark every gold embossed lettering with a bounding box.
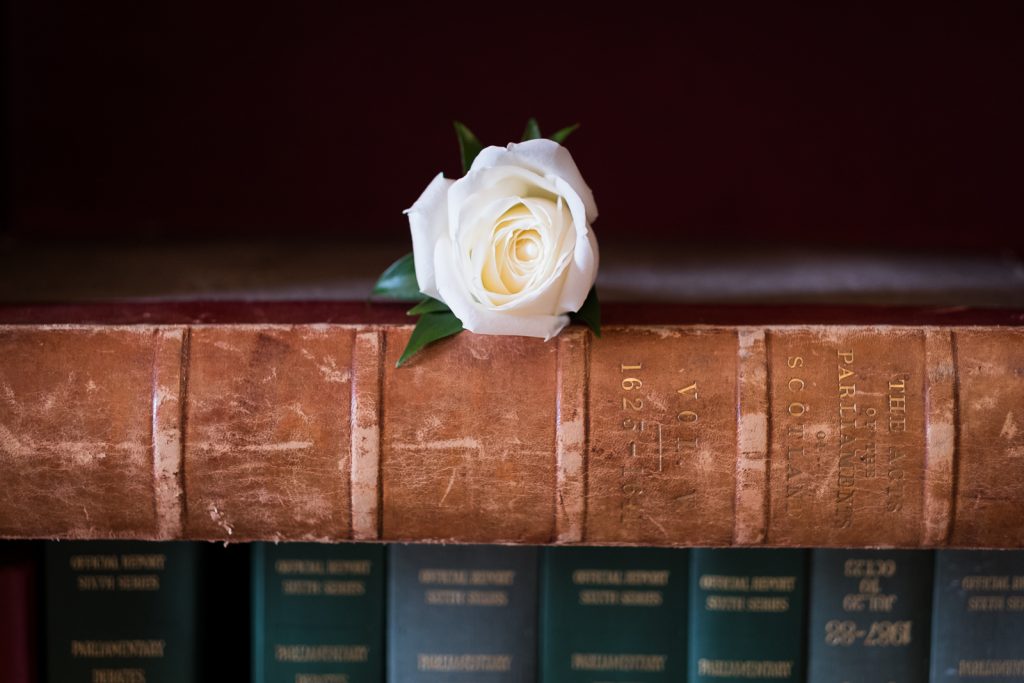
[677,382,698,399]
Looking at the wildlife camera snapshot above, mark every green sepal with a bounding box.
[371,252,421,300]
[521,117,542,141]
[569,285,601,338]
[407,297,450,316]
[550,123,580,144]
[453,121,484,174]
[396,310,464,367]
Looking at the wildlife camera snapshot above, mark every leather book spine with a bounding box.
[1,324,1022,546]
[688,548,808,683]
[929,550,1024,682]
[251,542,384,683]
[539,546,689,682]
[0,543,38,683]
[806,549,933,683]
[386,544,538,683]
[44,540,199,682]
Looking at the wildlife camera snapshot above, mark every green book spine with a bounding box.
[387,544,538,683]
[807,549,933,683]
[689,548,807,683]
[251,542,384,683]
[45,540,199,683]
[930,550,1024,682]
[539,546,688,682]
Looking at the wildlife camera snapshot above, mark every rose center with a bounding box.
[514,231,541,262]
[478,199,567,298]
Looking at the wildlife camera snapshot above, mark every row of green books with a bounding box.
[27,542,1024,682]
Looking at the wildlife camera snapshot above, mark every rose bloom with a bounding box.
[405,138,599,339]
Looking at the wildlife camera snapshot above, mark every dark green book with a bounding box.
[539,546,688,682]
[931,550,1024,682]
[387,544,538,683]
[45,540,199,683]
[689,548,807,682]
[807,549,933,683]
[251,542,384,683]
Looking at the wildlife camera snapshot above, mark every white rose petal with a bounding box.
[470,139,598,222]
[434,237,571,341]
[404,172,453,299]
[406,138,598,339]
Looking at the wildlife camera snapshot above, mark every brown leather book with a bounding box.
[1,303,1022,548]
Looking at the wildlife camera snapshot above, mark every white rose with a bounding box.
[404,138,599,340]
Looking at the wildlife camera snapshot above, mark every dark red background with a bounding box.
[5,4,1023,247]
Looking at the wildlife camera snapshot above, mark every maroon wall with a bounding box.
[6,4,1023,247]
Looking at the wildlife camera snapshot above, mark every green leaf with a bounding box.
[569,285,601,338]
[372,252,420,300]
[549,123,581,144]
[396,311,464,367]
[521,117,542,141]
[453,121,483,174]
[407,297,450,316]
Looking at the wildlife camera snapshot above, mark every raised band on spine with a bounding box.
[734,328,769,544]
[555,327,588,543]
[350,329,383,540]
[922,328,956,546]
[152,326,187,540]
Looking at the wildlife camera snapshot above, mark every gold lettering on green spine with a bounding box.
[689,549,806,682]
[387,544,538,683]
[252,543,384,683]
[931,551,1024,682]
[45,541,198,683]
[541,546,689,682]
[807,550,933,682]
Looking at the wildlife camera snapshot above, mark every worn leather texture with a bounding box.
[1,324,1022,547]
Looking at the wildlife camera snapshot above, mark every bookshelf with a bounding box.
[6,2,1023,681]
[8,541,1024,682]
